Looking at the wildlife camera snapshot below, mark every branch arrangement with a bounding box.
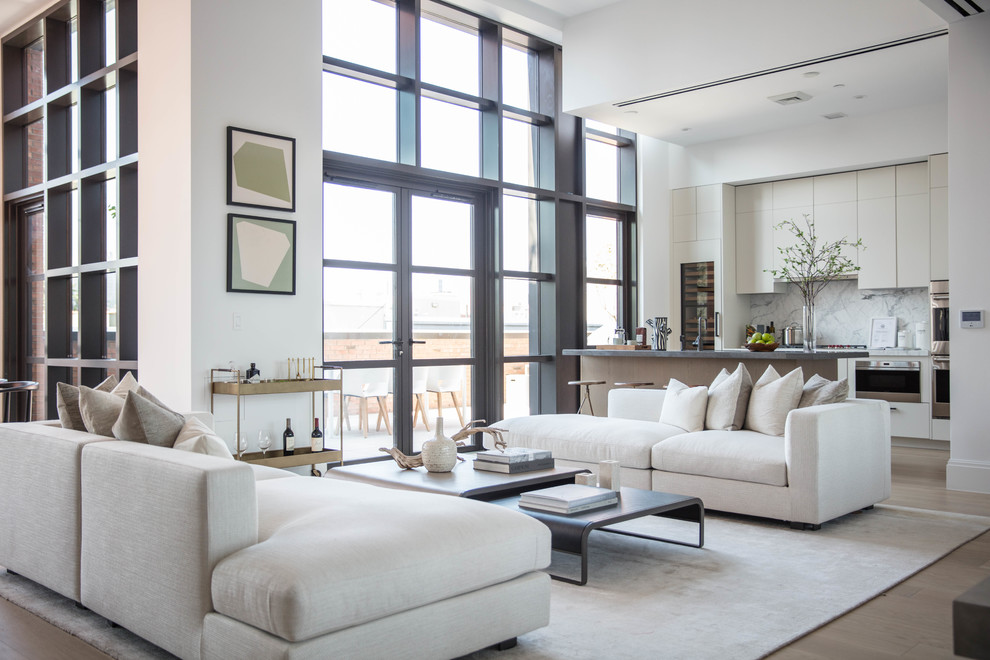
[766,214,864,307]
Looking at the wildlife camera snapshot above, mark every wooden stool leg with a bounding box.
[450,392,465,427]
[360,399,368,438]
[378,396,393,435]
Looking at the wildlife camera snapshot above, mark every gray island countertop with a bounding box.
[562,348,868,360]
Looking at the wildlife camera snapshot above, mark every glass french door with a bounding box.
[323,178,483,460]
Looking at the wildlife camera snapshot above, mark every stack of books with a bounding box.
[473,447,554,473]
[518,484,619,514]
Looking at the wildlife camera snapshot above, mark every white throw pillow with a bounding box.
[798,374,849,408]
[706,363,753,431]
[172,417,235,460]
[79,386,126,437]
[744,365,804,436]
[659,378,709,433]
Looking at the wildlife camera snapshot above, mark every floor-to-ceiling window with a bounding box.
[322,0,636,460]
[2,0,138,420]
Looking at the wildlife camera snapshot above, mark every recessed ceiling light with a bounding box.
[833,83,846,88]
[853,94,866,100]
[803,71,820,78]
[823,112,847,120]
[681,127,691,132]
[624,110,638,114]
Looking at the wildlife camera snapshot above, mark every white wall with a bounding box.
[666,102,947,188]
[139,0,323,447]
[946,12,990,493]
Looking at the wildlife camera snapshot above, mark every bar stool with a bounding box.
[0,380,39,423]
[568,379,605,415]
[614,381,654,388]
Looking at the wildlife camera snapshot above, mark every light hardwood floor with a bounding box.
[1,447,988,659]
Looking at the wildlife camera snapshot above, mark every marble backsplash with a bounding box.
[748,279,929,347]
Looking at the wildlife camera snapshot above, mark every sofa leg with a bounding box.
[790,521,821,531]
[491,638,517,651]
[862,505,875,510]
[74,601,88,610]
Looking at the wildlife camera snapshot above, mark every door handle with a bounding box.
[410,340,426,345]
[714,312,721,337]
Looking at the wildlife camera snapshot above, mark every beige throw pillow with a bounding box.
[111,371,140,398]
[706,363,753,431]
[56,375,118,431]
[798,374,849,408]
[659,378,709,433]
[744,365,804,436]
[172,417,235,459]
[79,386,126,437]
[112,390,186,447]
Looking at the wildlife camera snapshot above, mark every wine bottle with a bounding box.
[311,417,323,452]
[283,418,295,455]
[768,320,776,336]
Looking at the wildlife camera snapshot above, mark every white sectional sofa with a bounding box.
[0,418,551,660]
[496,387,891,529]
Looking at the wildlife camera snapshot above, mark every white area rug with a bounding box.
[1,505,986,660]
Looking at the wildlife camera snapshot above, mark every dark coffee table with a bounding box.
[492,487,704,585]
[327,459,589,501]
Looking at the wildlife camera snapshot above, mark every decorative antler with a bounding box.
[379,447,423,469]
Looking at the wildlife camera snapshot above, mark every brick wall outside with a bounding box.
[25,45,44,186]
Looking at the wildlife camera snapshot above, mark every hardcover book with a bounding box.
[519,483,617,507]
[519,495,619,515]
[473,457,555,473]
[475,447,553,463]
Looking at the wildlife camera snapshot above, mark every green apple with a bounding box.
[762,333,774,342]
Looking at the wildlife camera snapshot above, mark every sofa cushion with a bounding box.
[497,414,684,469]
[799,374,849,408]
[659,379,708,433]
[706,363,753,431]
[56,376,118,431]
[744,366,804,436]
[212,477,550,642]
[112,390,186,447]
[78,386,126,437]
[171,417,234,458]
[651,430,787,487]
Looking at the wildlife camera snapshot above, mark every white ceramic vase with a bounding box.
[421,417,457,473]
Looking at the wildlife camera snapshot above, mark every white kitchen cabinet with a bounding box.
[735,210,775,294]
[671,185,746,349]
[856,197,897,289]
[735,182,772,213]
[772,205,812,273]
[889,402,931,439]
[930,153,949,282]
[814,200,859,265]
[932,418,950,442]
[895,193,931,288]
[773,178,813,208]
[858,166,895,200]
[896,162,929,196]
[814,172,857,204]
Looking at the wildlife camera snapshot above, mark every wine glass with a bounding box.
[237,433,248,457]
[258,431,272,456]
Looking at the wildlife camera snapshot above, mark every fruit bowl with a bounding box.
[746,342,780,352]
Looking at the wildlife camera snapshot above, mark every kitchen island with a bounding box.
[562,348,867,417]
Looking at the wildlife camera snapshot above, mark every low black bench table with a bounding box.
[492,487,705,586]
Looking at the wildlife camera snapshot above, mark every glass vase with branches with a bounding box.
[767,214,864,350]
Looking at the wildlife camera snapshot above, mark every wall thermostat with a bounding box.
[960,309,985,329]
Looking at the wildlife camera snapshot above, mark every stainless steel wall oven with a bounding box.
[854,360,922,403]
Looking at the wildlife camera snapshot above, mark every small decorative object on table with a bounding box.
[380,419,508,470]
[598,460,621,491]
[245,362,260,380]
[421,417,458,473]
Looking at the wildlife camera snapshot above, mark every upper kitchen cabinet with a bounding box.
[929,154,949,281]
[735,183,774,294]
[671,184,746,349]
[855,163,933,289]
[857,167,897,289]
[895,163,931,289]
[813,172,858,265]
